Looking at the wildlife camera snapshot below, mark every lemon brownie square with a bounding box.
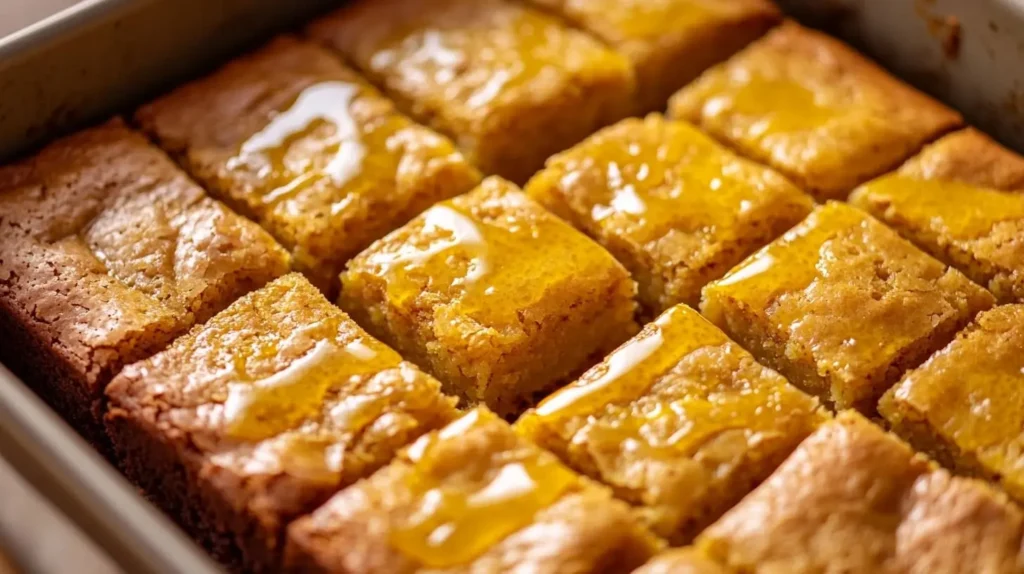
[105,274,457,573]
[516,304,823,543]
[526,0,780,113]
[701,202,994,413]
[340,176,638,418]
[307,0,635,184]
[135,36,480,295]
[698,412,1024,574]
[284,408,661,573]
[0,119,289,448]
[526,115,812,315]
[880,304,1024,504]
[851,128,1024,303]
[670,21,962,200]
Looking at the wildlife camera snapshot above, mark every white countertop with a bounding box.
[0,0,84,38]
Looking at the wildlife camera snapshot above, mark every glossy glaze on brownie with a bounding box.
[527,115,812,315]
[881,304,1024,504]
[670,21,962,200]
[285,408,661,573]
[516,304,823,543]
[526,0,779,113]
[105,274,457,572]
[851,129,1024,303]
[136,36,480,295]
[308,0,636,184]
[341,176,638,418]
[0,119,289,448]
[702,202,994,413]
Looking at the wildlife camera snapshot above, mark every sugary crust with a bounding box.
[670,21,962,199]
[307,0,636,184]
[526,115,812,315]
[526,0,780,113]
[284,411,661,573]
[699,412,1024,574]
[0,119,288,446]
[136,36,480,294]
[105,274,457,572]
[341,177,638,418]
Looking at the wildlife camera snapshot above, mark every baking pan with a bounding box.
[0,0,1022,573]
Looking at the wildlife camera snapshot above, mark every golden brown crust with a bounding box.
[699,412,1024,574]
[307,0,636,184]
[632,548,730,574]
[0,119,289,446]
[670,21,962,199]
[136,36,479,295]
[898,128,1024,191]
[105,274,457,573]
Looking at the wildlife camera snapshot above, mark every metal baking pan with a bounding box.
[0,0,1022,573]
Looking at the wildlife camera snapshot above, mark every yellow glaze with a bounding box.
[702,74,843,135]
[884,305,1024,497]
[224,335,403,441]
[226,80,414,216]
[853,175,1024,240]
[533,118,805,248]
[392,409,577,567]
[706,202,867,313]
[365,2,626,115]
[533,305,728,421]
[365,178,615,326]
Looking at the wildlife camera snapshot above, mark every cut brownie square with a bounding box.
[307,0,635,184]
[284,408,662,573]
[516,304,824,543]
[698,412,1024,574]
[135,36,481,295]
[880,304,1024,504]
[669,21,962,200]
[526,115,812,315]
[525,0,779,113]
[850,128,1024,303]
[701,202,994,413]
[633,548,729,574]
[0,119,289,448]
[340,176,638,418]
[104,274,458,573]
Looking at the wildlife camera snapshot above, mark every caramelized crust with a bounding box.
[341,177,638,418]
[285,409,661,573]
[526,0,779,113]
[0,119,289,447]
[851,128,1024,303]
[308,0,636,184]
[136,36,480,295]
[881,304,1024,504]
[702,202,994,413]
[670,21,962,200]
[105,274,457,572]
[527,115,812,315]
[699,413,1024,574]
[516,304,824,543]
